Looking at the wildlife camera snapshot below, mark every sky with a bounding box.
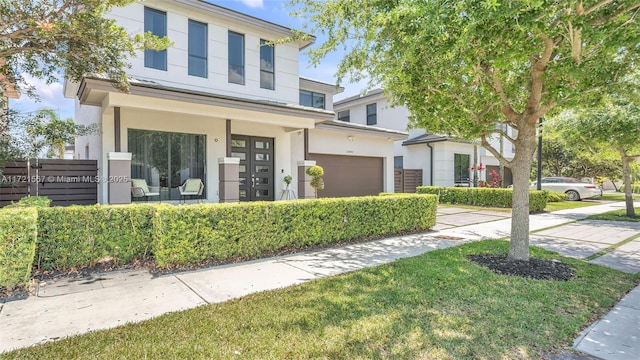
[9,0,368,121]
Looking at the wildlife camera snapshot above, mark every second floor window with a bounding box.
[228,31,245,85]
[300,90,325,109]
[337,110,350,122]
[188,20,207,78]
[260,39,275,90]
[366,103,377,125]
[144,8,167,71]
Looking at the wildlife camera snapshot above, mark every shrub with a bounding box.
[152,194,437,267]
[35,204,156,270]
[0,208,38,289]
[546,192,568,202]
[4,196,51,208]
[306,165,325,197]
[416,186,547,212]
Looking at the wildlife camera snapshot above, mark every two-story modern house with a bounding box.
[65,0,406,204]
[334,89,514,189]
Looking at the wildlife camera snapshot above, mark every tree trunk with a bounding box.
[508,124,538,261]
[621,154,636,218]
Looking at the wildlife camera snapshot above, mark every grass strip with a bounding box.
[5,240,638,360]
[586,207,640,222]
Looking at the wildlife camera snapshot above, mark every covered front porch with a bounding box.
[75,78,334,204]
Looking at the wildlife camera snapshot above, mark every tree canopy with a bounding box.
[292,0,640,260]
[555,92,640,217]
[0,0,170,98]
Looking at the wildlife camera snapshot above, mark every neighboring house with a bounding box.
[334,89,514,189]
[65,0,405,204]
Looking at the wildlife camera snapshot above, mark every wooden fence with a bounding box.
[394,169,423,193]
[0,159,98,207]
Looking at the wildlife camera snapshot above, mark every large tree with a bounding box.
[292,0,640,260]
[0,0,170,98]
[556,97,640,218]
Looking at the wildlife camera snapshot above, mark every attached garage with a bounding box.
[308,153,383,197]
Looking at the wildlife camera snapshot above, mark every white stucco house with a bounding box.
[334,89,515,189]
[64,0,406,204]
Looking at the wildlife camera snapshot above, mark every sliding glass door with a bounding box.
[128,129,206,201]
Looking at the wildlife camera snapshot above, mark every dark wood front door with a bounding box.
[231,135,274,201]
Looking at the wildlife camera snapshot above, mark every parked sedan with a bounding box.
[530,177,602,201]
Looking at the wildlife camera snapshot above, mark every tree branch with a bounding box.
[594,3,640,26]
[481,135,512,168]
[583,0,615,16]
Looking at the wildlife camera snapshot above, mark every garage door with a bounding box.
[308,154,383,197]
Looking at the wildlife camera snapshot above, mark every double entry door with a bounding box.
[231,135,274,201]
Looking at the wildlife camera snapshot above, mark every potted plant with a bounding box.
[283,175,293,189]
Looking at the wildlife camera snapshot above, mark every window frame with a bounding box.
[228,31,245,85]
[259,39,275,90]
[299,90,326,109]
[188,19,208,78]
[366,103,377,125]
[453,153,471,184]
[337,110,350,122]
[144,7,167,71]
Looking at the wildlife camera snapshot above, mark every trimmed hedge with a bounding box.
[416,186,548,212]
[620,184,640,194]
[11,194,436,273]
[153,195,437,267]
[36,204,156,270]
[0,208,38,289]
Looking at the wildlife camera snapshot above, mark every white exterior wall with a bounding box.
[73,103,104,201]
[108,0,300,104]
[308,129,395,193]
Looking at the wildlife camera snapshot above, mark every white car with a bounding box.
[530,177,602,201]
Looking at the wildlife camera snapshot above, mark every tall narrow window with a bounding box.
[188,20,207,78]
[454,153,470,184]
[144,7,167,71]
[260,39,274,90]
[337,110,350,122]
[366,103,377,125]
[228,31,245,84]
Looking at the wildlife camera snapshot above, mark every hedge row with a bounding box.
[416,186,548,212]
[620,183,640,194]
[0,194,437,288]
[36,205,157,270]
[153,195,436,266]
[0,208,38,289]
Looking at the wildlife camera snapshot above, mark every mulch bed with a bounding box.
[468,254,575,281]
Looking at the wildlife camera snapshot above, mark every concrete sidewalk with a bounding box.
[1,201,638,358]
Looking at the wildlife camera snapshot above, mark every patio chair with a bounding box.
[131,178,160,201]
[178,178,204,203]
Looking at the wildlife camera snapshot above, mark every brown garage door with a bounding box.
[308,154,383,197]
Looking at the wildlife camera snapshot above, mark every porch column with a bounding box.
[108,152,131,204]
[298,160,316,199]
[218,157,239,203]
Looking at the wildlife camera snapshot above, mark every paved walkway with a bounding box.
[1,201,639,358]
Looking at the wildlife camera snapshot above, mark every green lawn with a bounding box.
[600,193,640,201]
[5,241,638,360]
[587,207,640,222]
[544,200,600,212]
[441,200,598,213]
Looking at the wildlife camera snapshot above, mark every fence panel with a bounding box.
[0,159,98,207]
[394,169,423,193]
[0,160,29,207]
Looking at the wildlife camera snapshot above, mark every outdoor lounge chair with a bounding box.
[178,178,204,203]
[131,178,160,201]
